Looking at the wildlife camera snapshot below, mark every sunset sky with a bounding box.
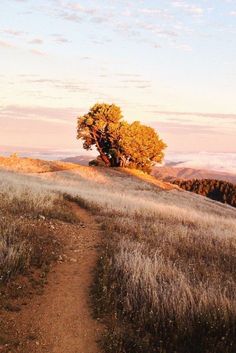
[0,0,236,154]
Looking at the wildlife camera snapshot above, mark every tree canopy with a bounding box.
[77,103,166,173]
[174,178,236,208]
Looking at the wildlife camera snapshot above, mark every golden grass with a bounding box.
[1,162,236,352]
[0,170,75,281]
[0,154,78,173]
[26,165,236,353]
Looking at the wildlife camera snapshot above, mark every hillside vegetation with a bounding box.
[37,165,236,353]
[1,161,236,352]
[0,170,76,282]
[173,178,236,207]
[0,154,78,173]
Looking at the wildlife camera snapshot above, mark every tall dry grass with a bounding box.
[1,165,236,352]
[34,167,236,353]
[0,170,74,281]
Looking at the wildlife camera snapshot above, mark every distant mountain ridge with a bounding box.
[152,166,236,184]
[61,155,94,166]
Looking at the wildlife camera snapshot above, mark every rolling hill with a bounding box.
[0,154,79,173]
[0,156,236,353]
[152,165,236,184]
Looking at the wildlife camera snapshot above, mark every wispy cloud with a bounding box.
[52,34,70,43]
[2,29,25,36]
[30,48,46,56]
[149,110,236,121]
[0,105,79,125]
[65,3,97,16]
[24,77,90,93]
[173,43,192,51]
[29,38,44,45]
[150,121,217,135]
[138,7,172,19]
[0,104,82,149]
[172,1,204,15]
[0,39,14,48]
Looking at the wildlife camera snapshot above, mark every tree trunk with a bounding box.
[92,131,110,166]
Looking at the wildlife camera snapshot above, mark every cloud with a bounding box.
[166,151,236,174]
[20,76,112,99]
[230,11,236,16]
[52,34,70,43]
[80,56,92,60]
[25,77,90,93]
[116,73,141,78]
[174,43,192,51]
[150,121,217,135]
[30,48,46,56]
[56,1,178,41]
[65,3,97,15]
[148,110,236,121]
[0,38,47,56]
[172,1,204,15]
[57,2,101,24]
[2,29,25,36]
[113,78,152,89]
[29,38,43,44]
[0,104,82,149]
[60,12,82,23]
[141,23,179,37]
[0,105,80,125]
[138,7,172,19]
[90,37,112,45]
[33,1,188,48]
[0,39,14,48]
[120,79,150,84]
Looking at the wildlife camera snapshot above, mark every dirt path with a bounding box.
[10,203,103,353]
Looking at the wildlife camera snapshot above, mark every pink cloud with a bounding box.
[0,39,14,48]
[0,105,84,149]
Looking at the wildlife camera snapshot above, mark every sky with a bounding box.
[0,0,236,154]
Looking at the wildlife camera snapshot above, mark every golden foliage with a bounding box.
[77,103,166,172]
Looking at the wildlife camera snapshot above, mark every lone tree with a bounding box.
[77,103,166,173]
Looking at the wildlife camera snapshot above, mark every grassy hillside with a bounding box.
[0,170,76,281]
[0,154,78,173]
[1,161,236,352]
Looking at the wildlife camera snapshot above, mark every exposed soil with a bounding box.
[0,203,103,353]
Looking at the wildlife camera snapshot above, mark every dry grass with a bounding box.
[1,162,236,352]
[0,170,75,282]
[30,166,236,353]
[0,170,76,221]
[94,216,236,353]
[0,154,78,173]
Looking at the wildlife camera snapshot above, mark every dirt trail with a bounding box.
[12,203,103,353]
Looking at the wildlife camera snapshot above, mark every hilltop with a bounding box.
[0,154,79,173]
[60,155,236,184]
[0,156,236,353]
